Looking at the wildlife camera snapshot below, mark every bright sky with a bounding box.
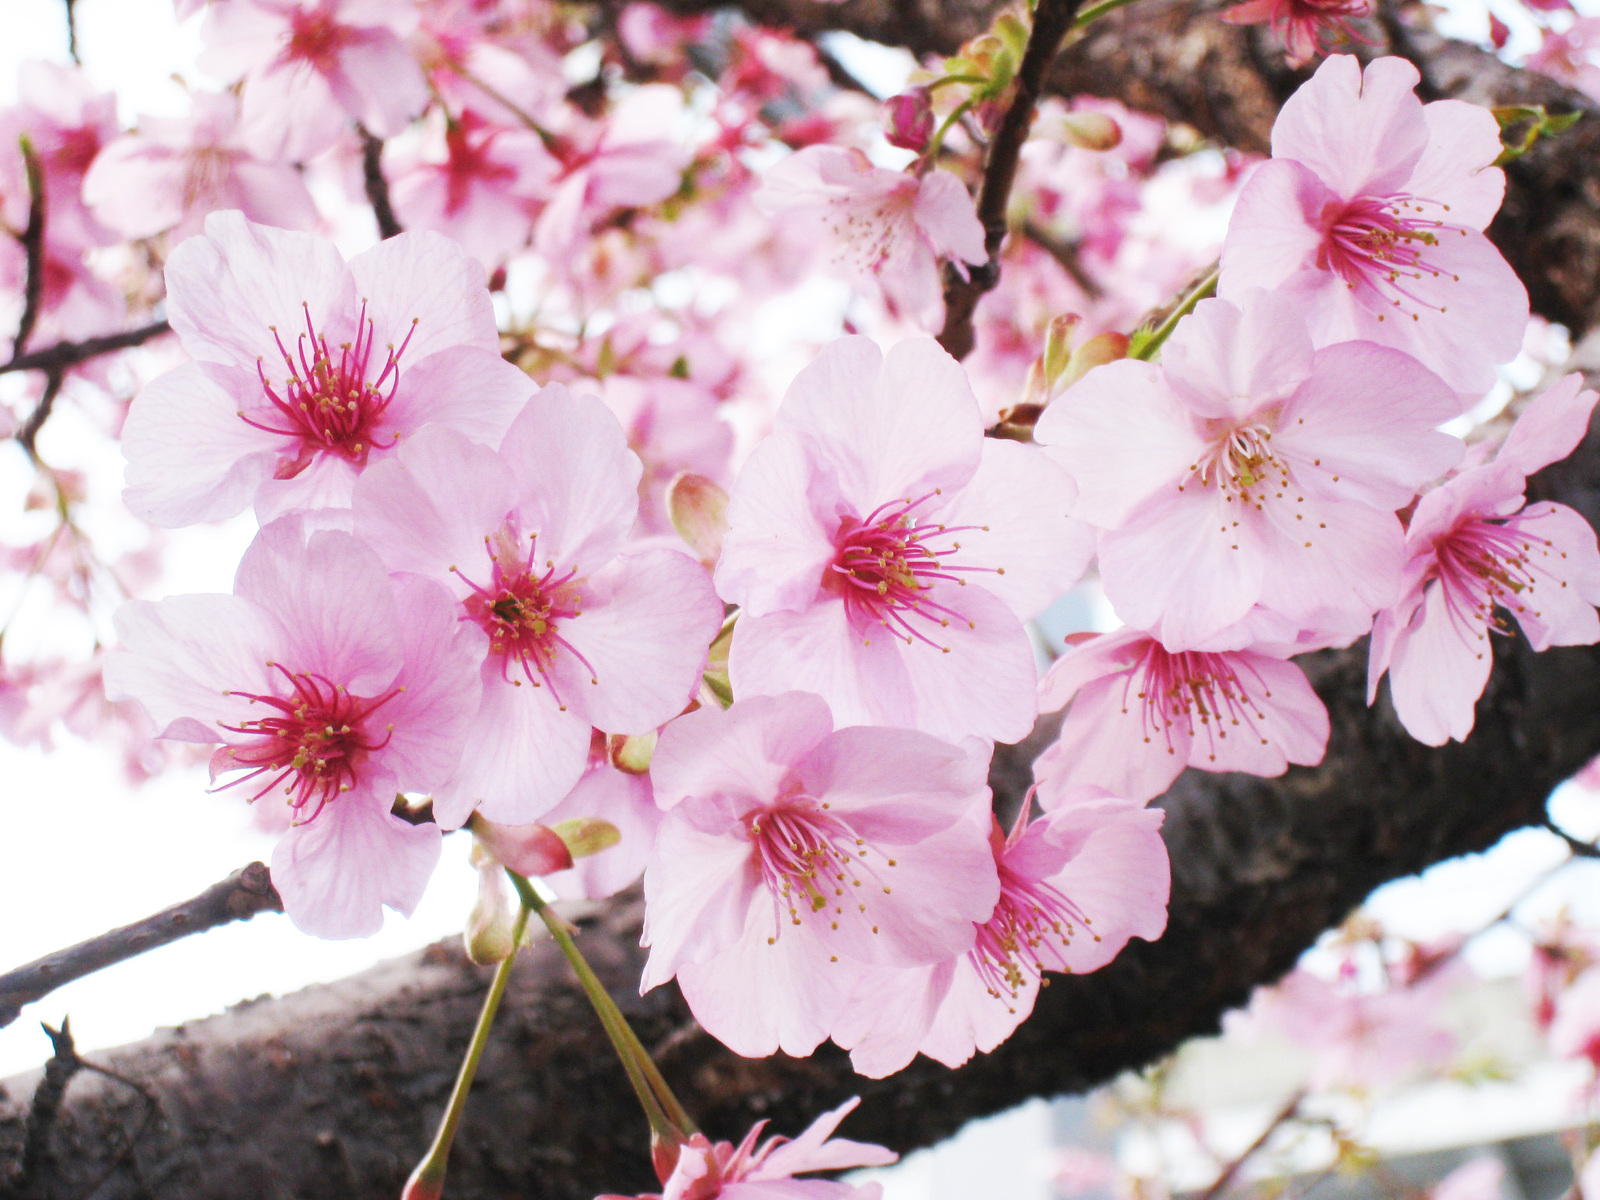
[2,10,1600,1196]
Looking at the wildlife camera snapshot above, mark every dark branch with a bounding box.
[10,136,47,365]
[0,863,282,1030]
[13,1019,83,1192]
[0,320,172,377]
[63,0,80,64]
[1543,820,1600,858]
[937,0,1085,360]
[1021,219,1103,298]
[16,370,63,464]
[358,127,404,240]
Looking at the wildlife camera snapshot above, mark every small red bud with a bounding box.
[883,87,935,153]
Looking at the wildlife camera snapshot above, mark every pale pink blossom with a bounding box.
[542,756,662,901]
[641,692,1000,1058]
[353,387,723,827]
[83,92,318,241]
[1034,291,1462,648]
[1220,55,1528,398]
[1368,374,1600,746]
[717,336,1092,743]
[754,147,986,327]
[1033,625,1329,806]
[103,519,482,938]
[598,1097,896,1200]
[123,210,531,526]
[1220,0,1371,68]
[834,794,1169,1078]
[1526,19,1600,104]
[388,108,559,266]
[1549,965,1600,1067]
[199,0,431,163]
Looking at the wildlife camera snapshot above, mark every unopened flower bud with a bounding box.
[608,729,657,774]
[1026,315,1131,410]
[550,816,623,859]
[883,87,934,152]
[666,471,730,567]
[465,847,517,965]
[472,815,574,877]
[1059,110,1122,151]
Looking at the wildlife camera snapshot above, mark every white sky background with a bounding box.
[0,7,1598,1190]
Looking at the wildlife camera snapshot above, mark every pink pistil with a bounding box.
[748,800,883,940]
[969,862,1094,1006]
[1432,515,1554,640]
[217,663,399,820]
[1124,643,1275,762]
[1319,194,1465,322]
[453,531,599,709]
[827,491,999,650]
[244,300,415,478]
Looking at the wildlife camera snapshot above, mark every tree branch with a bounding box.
[0,863,282,1030]
[10,136,47,365]
[15,370,63,464]
[0,320,172,377]
[358,126,404,240]
[938,0,1085,360]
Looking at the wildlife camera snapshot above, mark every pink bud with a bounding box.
[666,472,730,567]
[1488,11,1510,47]
[883,87,935,152]
[1059,110,1122,151]
[473,818,574,877]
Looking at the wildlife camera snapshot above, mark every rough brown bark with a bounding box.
[8,8,1600,1199]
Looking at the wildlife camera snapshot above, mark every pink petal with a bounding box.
[834,962,949,1078]
[716,432,840,617]
[551,549,721,733]
[270,786,442,939]
[797,727,989,840]
[1032,672,1190,806]
[1041,802,1170,974]
[1498,374,1599,478]
[641,799,763,989]
[330,27,429,138]
[345,229,499,359]
[917,953,1037,1068]
[1160,293,1315,421]
[544,766,661,901]
[1032,359,1207,530]
[911,169,985,265]
[1254,491,1403,630]
[1405,100,1507,230]
[381,346,536,455]
[164,210,356,370]
[1218,160,1332,297]
[650,691,835,812]
[1386,579,1493,745]
[1506,502,1600,650]
[377,574,484,794]
[1270,55,1428,199]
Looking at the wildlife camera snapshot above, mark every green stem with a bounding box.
[402,899,532,1200]
[1130,265,1220,361]
[508,872,698,1138]
[919,98,976,172]
[1070,0,1142,30]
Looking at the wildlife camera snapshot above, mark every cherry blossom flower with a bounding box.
[834,794,1169,1078]
[1526,19,1600,104]
[598,1097,896,1200]
[1220,0,1371,68]
[199,0,430,163]
[755,147,986,327]
[641,692,1000,1058]
[1553,967,1600,1067]
[1220,55,1528,398]
[103,519,482,938]
[1034,291,1462,648]
[83,91,318,241]
[717,336,1092,743]
[1368,374,1600,746]
[352,387,723,827]
[389,108,559,267]
[122,211,532,526]
[1032,625,1330,806]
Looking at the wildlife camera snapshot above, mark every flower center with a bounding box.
[827,491,997,650]
[969,863,1094,1009]
[285,5,350,72]
[827,186,916,276]
[1319,194,1465,323]
[747,799,889,941]
[452,526,598,709]
[1124,642,1275,763]
[216,663,399,820]
[245,300,416,478]
[1186,422,1291,509]
[1433,516,1554,640]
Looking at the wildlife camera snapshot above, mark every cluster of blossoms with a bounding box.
[6,0,1600,1192]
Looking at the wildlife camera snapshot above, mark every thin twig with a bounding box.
[19,1018,84,1187]
[0,863,283,1030]
[0,320,172,376]
[1021,220,1102,298]
[358,126,404,240]
[12,135,47,362]
[1197,1089,1305,1200]
[17,370,63,463]
[1545,819,1600,858]
[64,0,81,63]
[68,1062,159,1200]
[937,0,1086,361]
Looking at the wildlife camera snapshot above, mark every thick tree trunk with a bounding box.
[8,9,1600,1199]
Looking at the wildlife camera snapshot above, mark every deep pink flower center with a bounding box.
[747,800,886,939]
[1432,514,1555,639]
[1319,194,1465,322]
[285,6,352,72]
[453,528,598,709]
[246,300,415,477]
[827,491,997,650]
[444,118,517,214]
[969,861,1094,1006]
[1123,642,1275,762]
[217,663,399,819]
